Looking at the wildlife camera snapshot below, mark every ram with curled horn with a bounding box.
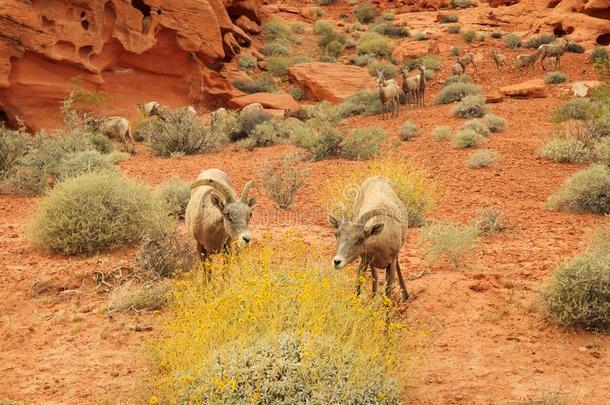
[185,168,257,262]
[328,176,410,301]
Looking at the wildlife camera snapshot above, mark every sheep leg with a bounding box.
[371,264,378,295]
[385,262,395,299]
[395,260,409,302]
[126,126,136,154]
[355,260,367,296]
[196,243,207,262]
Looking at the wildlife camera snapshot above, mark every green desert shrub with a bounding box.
[450,46,461,57]
[452,129,485,149]
[459,119,490,137]
[432,126,452,141]
[476,32,486,42]
[237,55,257,71]
[412,32,428,41]
[552,98,594,122]
[566,43,584,53]
[135,228,195,280]
[108,280,171,313]
[442,74,472,87]
[318,0,338,5]
[261,42,290,56]
[154,176,191,219]
[593,137,610,165]
[261,153,308,209]
[435,82,481,104]
[370,21,409,38]
[482,114,507,133]
[267,55,294,76]
[452,95,488,118]
[262,19,292,43]
[353,1,378,23]
[336,91,383,117]
[523,33,555,49]
[30,172,164,255]
[289,87,305,101]
[147,108,224,156]
[0,125,37,177]
[340,127,387,160]
[367,60,400,79]
[547,164,610,214]
[292,126,342,161]
[351,54,375,67]
[290,22,306,34]
[243,119,288,149]
[399,121,420,141]
[302,101,342,128]
[451,0,476,9]
[447,24,461,34]
[356,32,395,57]
[461,30,476,43]
[544,71,568,84]
[490,31,502,39]
[404,55,442,71]
[439,14,458,23]
[540,136,590,163]
[467,149,498,168]
[472,208,506,235]
[381,12,395,20]
[418,221,478,267]
[56,150,118,181]
[504,33,522,49]
[319,55,337,63]
[590,47,609,64]
[293,55,314,64]
[542,224,610,330]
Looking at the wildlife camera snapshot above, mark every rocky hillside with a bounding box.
[0,0,262,130]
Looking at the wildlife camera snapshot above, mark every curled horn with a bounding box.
[191,178,235,202]
[357,208,406,225]
[241,180,256,203]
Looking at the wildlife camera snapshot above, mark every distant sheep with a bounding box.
[87,116,136,154]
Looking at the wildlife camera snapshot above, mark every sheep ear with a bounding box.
[328,214,340,229]
[210,192,224,211]
[365,223,384,237]
[247,196,256,207]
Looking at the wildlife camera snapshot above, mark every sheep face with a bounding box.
[211,193,256,246]
[328,214,384,269]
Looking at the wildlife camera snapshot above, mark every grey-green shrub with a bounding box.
[542,225,610,330]
[232,74,276,94]
[504,33,522,49]
[238,55,257,71]
[590,47,609,64]
[447,24,461,34]
[341,127,387,160]
[267,56,294,76]
[432,126,452,141]
[108,280,171,313]
[566,43,584,53]
[291,23,306,34]
[461,30,475,43]
[262,20,292,43]
[540,136,590,163]
[381,12,395,20]
[593,137,610,165]
[0,125,36,177]
[154,176,191,219]
[262,153,308,209]
[356,32,395,57]
[245,119,289,149]
[467,149,498,168]
[442,74,472,87]
[353,1,378,23]
[490,31,502,39]
[460,119,490,137]
[451,0,476,9]
[552,98,594,122]
[30,172,164,255]
[404,55,442,71]
[336,91,382,117]
[262,42,290,56]
[452,95,488,118]
[367,60,400,79]
[293,126,342,161]
[351,54,375,67]
[56,150,118,181]
[547,164,610,214]
[135,228,195,280]
[482,114,507,133]
[450,46,461,57]
[399,121,420,141]
[544,71,568,84]
[440,14,458,23]
[435,82,481,104]
[472,208,506,235]
[370,22,409,38]
[176,333,402,404]
[147,108,223,156]
[412,32,427,41]
[452,129,485,149]
[523,33,555,49]
[290,87,305,101]
[418,221,478,267]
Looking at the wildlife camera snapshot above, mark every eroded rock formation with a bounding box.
[0,0,260,130]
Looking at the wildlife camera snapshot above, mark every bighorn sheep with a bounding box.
[537,37,570,71]
[138,101,161,117]
[458,52,481,74]
[328,176,409,301]
[491,50,507,70]
[185,168,257,262]
[515,52,539,77]
[87,116,136,154]
[376,72,400,120]
[148,105,197,121]
[451,62,464,76]
[401,65,426,108]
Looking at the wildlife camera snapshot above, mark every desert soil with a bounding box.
[1,4,609,405]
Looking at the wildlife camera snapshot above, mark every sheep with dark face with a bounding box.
[87,116,136,154]
[328,176,409,301]
[138,101,161,117]
[185,169,257,262]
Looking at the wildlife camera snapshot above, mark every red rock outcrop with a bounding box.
[288,63,376,104]
[0,0,261,130]
[500,79,548,98]
[228,93,300,111]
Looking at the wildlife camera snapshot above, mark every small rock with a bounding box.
[572,80,603,98]
[500,79,548,98]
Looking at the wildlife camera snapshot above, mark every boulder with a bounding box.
[500,79,548,98]
[572,80,604,97]
[484,93,505,103]
[392,41,431,61]
[235,15,260,34]
[288,62,376,104]
[228,93,300,112]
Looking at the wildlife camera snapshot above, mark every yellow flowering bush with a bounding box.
[150,234,412,403]
[319,157,439,226]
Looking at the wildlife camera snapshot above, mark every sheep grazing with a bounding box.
[328,176,409,301]
[185,168,257,262]
[537,36,570,71]
[401,65,426,108]
[451,62,464,76]
[491,50,507,70]
[376,72,400,120]
[514,52,539,77]
[138,101,161,118]
[87,116,136,154]
[458,52,481,74]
